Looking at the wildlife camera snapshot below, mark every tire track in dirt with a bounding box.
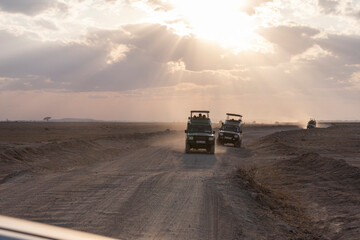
[0,137,236,239]
[0,126,301,239]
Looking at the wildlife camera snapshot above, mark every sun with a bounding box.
[168,0,258,52]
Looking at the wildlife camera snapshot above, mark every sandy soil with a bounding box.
[0,122,359,239]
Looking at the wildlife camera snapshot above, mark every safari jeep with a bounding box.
[307,118,317,129]
[185,110,215,154]
[218,113,243,147]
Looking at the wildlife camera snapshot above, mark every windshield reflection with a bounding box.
[221,125,239,132]
[189,125,212,133]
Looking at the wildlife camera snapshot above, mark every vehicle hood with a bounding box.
[219,130,240,135]
[187,133,214,137]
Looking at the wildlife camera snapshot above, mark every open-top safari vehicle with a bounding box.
[218,113,243,147]
[185,110,215,154]
[307,118,317,129]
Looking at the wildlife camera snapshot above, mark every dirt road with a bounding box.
[1,123,359,239]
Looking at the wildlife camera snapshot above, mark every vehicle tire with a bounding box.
[185,143,190,153]
[210,144,215,154]
[234,141,241,148]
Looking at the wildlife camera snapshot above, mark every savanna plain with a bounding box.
[0,122,359,239]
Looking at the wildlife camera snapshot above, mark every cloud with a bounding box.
[259,25,320,55]
[125,0,174,12]
[355,10,360,19]
[0,0,67,16]
[0,25,189,91]
[0,30,108,90]
[106,44,132,64]
[0,24,319,92]
[316,34,360,64]
[0,0,359,121]
[0,21,359,111]
[318,0,339,14]
[317,0,360,20]
[242,0,273,15]
[35,19,58,30]
[146,0,174,11]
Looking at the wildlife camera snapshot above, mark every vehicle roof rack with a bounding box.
[226,113,242,117]
[191,110,210,114]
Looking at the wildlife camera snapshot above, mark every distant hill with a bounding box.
[50,118,104,122]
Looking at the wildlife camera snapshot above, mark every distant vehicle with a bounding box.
[185,110,215,154]
[218,113,243,147]
[0,215,116,240]
[307,118,317,129]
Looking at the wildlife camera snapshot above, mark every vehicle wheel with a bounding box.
[210,144,215,154]
[234,141,241,148]
[185,143,190,153]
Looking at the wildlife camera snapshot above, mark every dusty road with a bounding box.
[1,122,359,239]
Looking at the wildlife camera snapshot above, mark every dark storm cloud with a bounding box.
[0,0,67,16]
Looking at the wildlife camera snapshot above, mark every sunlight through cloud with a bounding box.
[167,0,262,52]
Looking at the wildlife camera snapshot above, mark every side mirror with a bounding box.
[184,130,187,133]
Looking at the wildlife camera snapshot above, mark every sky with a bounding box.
[0,0,360,122]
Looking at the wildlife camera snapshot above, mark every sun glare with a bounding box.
[169,0,258,52]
